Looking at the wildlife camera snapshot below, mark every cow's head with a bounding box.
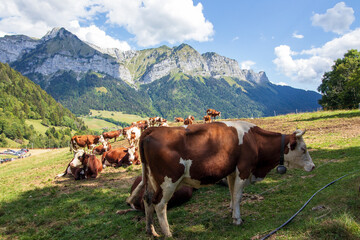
[127,146,138,164]
[284,129,315,172]
[70,149,85,168]
[99,135,105,143]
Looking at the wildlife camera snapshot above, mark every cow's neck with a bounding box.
[253,128,290,178]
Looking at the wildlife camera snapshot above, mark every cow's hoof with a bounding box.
[233,218,244,225]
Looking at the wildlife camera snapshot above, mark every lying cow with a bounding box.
[118,176,194,214]
[102,130,122,142]
[92,142,112,155]
[56,150,103,180]
[70,134,105,152]
[102,146,139,167]
[174,117,184,123]
[127,121,315,237]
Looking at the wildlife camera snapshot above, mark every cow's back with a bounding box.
[140,123,241,187]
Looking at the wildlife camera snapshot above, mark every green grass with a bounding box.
[25,119,65,135]
[80,117,118,132]
[89,109,147,124]
[1,110,360,239]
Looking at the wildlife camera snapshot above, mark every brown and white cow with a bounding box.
[102,146,139,167]
[125,126,141,146]
[70,135,105,152]
[92,141,112,155]
[102,130,122,142]
[184,116,193,125]
[174,117,184,123]
[127,121,315,237]
[207,108,221,120]
[56,149,103,180]
[203,115,211,123]
[121,176,193,214]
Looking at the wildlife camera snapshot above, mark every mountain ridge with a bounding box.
[0,27,321,119]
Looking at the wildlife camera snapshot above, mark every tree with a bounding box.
[318,49,360,109]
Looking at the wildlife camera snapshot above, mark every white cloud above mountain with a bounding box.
[0,0,214,50]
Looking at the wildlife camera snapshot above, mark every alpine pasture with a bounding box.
[1,110,360,239]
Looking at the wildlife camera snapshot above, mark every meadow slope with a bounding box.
[0,110,359,239]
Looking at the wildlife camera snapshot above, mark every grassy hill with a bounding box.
[0,110,359,239]
[0,62,87,148]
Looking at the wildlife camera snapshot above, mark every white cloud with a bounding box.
[311,2,355,34]
[240,60,256,70]
[102,0,214,47]
[232,36,239,41]
[0,0,214,49]
[292,32,304,39]
[273,28,360,85]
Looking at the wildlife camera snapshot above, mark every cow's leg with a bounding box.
[232,169,249,225]
[227,171,236,209]
[127,163,146,209]
[154,179,178,237]
[144,185,159,237]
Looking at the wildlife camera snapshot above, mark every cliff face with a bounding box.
[0,28,268,86]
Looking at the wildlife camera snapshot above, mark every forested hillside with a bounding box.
[0,63,86,147]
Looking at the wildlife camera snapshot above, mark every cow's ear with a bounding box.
[124,149,128,152]
[290,134,297,150]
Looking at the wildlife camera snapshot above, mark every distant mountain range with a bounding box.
[0,27,321,119]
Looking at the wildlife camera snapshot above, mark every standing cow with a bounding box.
[70,135,105,152]
[127,121,315,237]
[102,130,122,142]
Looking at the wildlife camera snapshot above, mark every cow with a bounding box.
[203,115,211,123]
[174,117,184,123]
[126,121,315,237]
[119,176,193,214]
[70,135,105,152]
[132,120,149,131]
[102,130,122,142]
[149,117,166,127]
[92,141,112,155]
[207,108,221,121]
[56,150,103,180]
[102,146,139,167]
[184,117,193,125]
[125,126,141,146]
[188,115,195,121]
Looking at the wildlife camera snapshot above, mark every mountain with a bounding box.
[0,27,321,119]
[0,62,86,147]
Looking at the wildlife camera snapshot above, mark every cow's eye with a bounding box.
[301,147,307,153]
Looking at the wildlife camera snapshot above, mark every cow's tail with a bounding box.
[126,128,152,205]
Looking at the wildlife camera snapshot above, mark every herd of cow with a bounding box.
[55,108,316,237]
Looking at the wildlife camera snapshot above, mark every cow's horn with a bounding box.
[295,129,306,137]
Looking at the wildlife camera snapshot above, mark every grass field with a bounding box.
[80,117,119,132]
[89,109,147,124]
[1,110,360,239]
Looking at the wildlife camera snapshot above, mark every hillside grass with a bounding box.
[89,109,147,124]
[80,117,118,132]
[1,109,360,239]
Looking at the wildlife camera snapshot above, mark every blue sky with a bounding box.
[1,1,360,91]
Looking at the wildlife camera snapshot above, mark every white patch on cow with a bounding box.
[70,150,85,168]
[146,164,159,192]
[179,158,202,188]
[99,135,105,143]
[127,146,136,162]
[221,121,255,145]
